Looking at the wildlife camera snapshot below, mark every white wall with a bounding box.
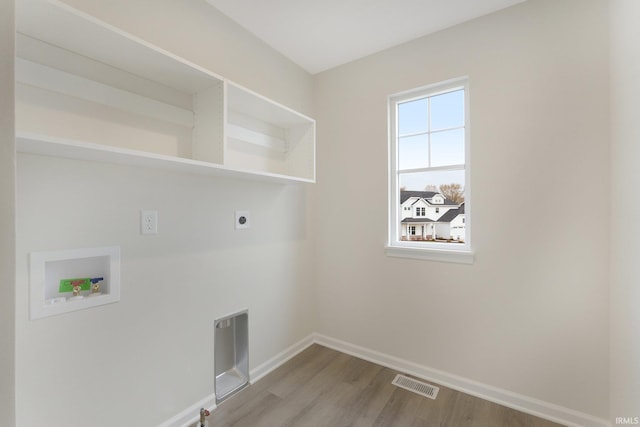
[0,0,16,426]
[14,1,315,426]
[610,0,640,423]
[314,0,609,420]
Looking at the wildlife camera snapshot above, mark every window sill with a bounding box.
[385,245,474,264]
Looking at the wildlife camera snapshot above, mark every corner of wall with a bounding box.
[609,0,640,423]
[0,0,16,426]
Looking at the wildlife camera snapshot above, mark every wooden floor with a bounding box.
[209,344,564,427]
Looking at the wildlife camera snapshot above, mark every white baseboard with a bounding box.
[314,334,610,427]
[159,394,216,427]
[250,334,316,383]
[162,333,610,427]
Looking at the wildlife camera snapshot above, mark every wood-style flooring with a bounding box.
[208,344,564,427]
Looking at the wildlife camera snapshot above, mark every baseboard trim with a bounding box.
[160,394,216,427]
[314,334,610,427]
[250,334,316,383]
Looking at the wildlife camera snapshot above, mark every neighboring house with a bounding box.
[400,191,465,242]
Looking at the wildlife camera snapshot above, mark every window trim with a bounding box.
[386,77,474,264]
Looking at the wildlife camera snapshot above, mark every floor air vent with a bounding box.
[392,374,440,400]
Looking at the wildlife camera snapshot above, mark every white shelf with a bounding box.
[226,123,287,153]
[15,0,315,184]
[16,0,221,94]
[16,133,314,184]
[16,57,195,127]
[225,83,316,181]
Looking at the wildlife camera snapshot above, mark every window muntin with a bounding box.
[388,77,471,259]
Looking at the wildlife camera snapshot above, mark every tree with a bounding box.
[439,183,464,204]
[424,184,438,192]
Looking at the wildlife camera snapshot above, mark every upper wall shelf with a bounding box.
[16,133,313,184]
[15,0,316,184]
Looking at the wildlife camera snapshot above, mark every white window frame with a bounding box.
[386,77,474,264]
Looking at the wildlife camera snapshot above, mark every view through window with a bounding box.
[389,78,469,249]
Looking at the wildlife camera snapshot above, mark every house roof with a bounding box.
[401,191,437,204]
[400,190,459,206]
[437,206,464,222]
[401,217,437,223]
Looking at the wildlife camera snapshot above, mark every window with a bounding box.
[387,77,473,263]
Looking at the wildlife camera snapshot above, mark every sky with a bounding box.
[397,89,465,192]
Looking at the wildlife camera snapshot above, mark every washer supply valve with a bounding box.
[198,408,210,427]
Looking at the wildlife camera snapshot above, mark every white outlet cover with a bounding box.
[141,210,158,235]
[235,211,250,229]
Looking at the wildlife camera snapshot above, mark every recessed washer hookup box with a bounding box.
[215,310,249,403]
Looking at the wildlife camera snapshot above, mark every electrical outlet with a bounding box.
[235,211,250,229]
[140,210,158,235]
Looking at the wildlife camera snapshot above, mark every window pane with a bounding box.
[398,134,428,170]
[430,89,463,131]
[398,98,427,136]
[431,129,464,167]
